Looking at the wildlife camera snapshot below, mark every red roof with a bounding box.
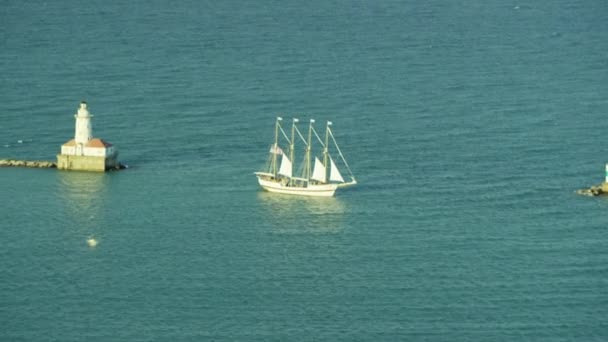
[62,139,76,146]
[87,138,113,148]
[61,138,113,148]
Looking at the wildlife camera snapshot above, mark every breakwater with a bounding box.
[1,159,128,170]
[576,184,608,197]
[1,159,56,168]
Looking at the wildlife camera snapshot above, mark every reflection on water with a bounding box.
[57,171,108,240]
[257,192,347,234]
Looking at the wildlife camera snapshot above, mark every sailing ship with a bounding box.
[255,117,357,197]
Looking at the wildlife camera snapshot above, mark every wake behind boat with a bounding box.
[255,117,356,197]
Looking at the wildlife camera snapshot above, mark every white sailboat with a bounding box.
[255,117,357,197]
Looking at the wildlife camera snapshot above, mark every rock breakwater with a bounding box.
[576,184,608,197]
[0,159,56,168]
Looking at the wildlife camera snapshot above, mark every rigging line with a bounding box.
[278,124,291,144]
[328,127,355,178]
[293,125,308,146]
[311,126,325,147]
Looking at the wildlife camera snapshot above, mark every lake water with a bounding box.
[1,1,607,341]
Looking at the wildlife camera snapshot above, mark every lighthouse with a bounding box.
[57,101,119,172]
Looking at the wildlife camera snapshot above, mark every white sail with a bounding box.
[269,144,283,155]
[311,157,326,183]
[278,154,292,177]
[329,158,344,183]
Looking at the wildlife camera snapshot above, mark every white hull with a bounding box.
[256,176,338,197]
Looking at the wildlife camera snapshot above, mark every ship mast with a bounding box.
[290,118,298,183]
[323,121,331,182]
[272,117,282,178]
[305,119,314,181]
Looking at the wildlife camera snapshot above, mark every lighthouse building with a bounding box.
[57,102,119,171]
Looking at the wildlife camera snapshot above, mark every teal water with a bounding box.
[2,1,608,340]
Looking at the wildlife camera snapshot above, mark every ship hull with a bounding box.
[256,176,337,197]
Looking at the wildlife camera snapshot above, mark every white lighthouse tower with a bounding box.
[57,101,119,172]
[74,102,93,145]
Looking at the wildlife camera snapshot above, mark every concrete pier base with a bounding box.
[56,154,119,172]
